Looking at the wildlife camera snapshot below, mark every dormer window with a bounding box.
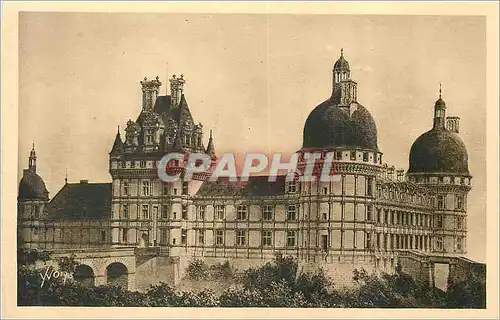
[145,129,153,144]
[350,151,356,160]
[286,181,297,194]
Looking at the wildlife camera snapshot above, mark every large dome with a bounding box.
[18,171,49,201]
[408,128,469,174]
[302,98,379,151]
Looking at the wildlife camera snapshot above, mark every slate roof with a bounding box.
[44,182,112,220]
[18,170,49,201]
[196,175,287,197]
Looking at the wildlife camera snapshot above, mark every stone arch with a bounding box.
[74,264,95,286]
[106,262,129,289]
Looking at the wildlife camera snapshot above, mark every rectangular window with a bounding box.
[181,229,187,245]
[237,205,248,220]
[197,205,206,220]
[262,230,272,246]
[436,215,443,229]
[162,206,169,219]
[384,210,389,225]
[376,209,381,223]
[436,236,443,251]
[182,205,188,220]
[437,195,445,209]
[286,231,297,247]
[262,205,274,221]
[142,205,149,219]
[161,228,168,244]
[215,205,225,220]
[366,232,372,249]
[323,187,328,195]
[163,184,169,195]
[123,181,129,196]
[182,182,189,195]
[142,180,150,196]
[457,217,463,230]
[122,204,129,219]
[390,211,395,224]
[456,195,464,210]
[131,161,135,168]
[197,229,204,245]
[145,130,153,144]
[334,150,342,160]
[140,160,146,168]
[287,182,297,194]
[121,161,126,168]
[236,230,246,246]
[366,177,373,196]
[363,152,368,162]
[122,228,128,243]
[286,205,297,221]
[366,205,373,221]
[215,230,224,245]
[100,230,106,242]
[457,237,463,251]
[350,151,356,160]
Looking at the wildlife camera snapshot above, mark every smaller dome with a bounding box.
[435,98,446,109]
[18,171,49,201]
[333,49,350,72]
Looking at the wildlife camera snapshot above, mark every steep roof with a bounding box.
[196,175,287,197]
[44,182,111,220]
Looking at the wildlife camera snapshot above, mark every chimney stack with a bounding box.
[446,116,460,133]
[169,74,186,108]
[140,76,162,111]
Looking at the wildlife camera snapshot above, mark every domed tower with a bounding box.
[407,86,471,256]
[298,50,383,262]
[18,144,50,248]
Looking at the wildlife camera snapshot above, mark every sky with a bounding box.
[18,13,486,262]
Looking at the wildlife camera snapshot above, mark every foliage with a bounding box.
[17,249,485,308]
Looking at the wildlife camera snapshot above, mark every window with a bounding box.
[145,130,153,144]
[436,215,443,229]
[286,205,297,221]
[457,217,463,230]
[287,181,297,194]
[456,237,463,251]
[182,205,188,220]
[100,230,106,242]
[350,151,356,160]
[322,213,328,220]
[123,181,129,196]
[363,152,368,162]
[163,184,169,195]
[236,230,246,246]
[437,195,445,209]
[122,204,129,219]
[366,177,373,196]
[181,229,187,245]
[162,206,169,219]
[286,231,297,247]
[237,205,248,220]
[140,160,146,168]
[390,211,395,224]
[366,205,373,221]
[161,228,168,244]
[182,182,189,195]
[436,236,443,251]
[262,231,272,246]
[376,209,381,223]
[215,205,225,220]
[142,205,149,219]
[323,187,328,195]
[197,230,204,245]
[121,161,126,168]
[122,228,128,243]
[384,210,389,225]
[262,205,274,221]
[334,150,342,160]
[173,188,178,195]
[131,161,135,168]
[456,195,464,210]
[215,230,224,245]
[197,205,206,220]
[142,180,150,196]
[366,232,372,249]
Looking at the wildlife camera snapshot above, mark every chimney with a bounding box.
[169,74,185,108]
[446,116,460,133]
[140,76,162,111]
[387,166,395,180]
[80,180,89,184]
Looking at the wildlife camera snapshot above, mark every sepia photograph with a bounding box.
[2,2,499,319]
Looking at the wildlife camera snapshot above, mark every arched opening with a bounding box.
[106,262,128,289]
[139,233,149,248]
[74,264,95,286]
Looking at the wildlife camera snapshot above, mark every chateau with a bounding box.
[17,51,483,290]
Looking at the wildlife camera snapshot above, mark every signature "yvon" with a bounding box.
[39,266,72,288]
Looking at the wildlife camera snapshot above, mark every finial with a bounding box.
[65,168,68,184]
[117,125,120,133]
[439,83,442,99]
[210,129,213,139]
[156,76,159,80]
[32,142,35,150]
[341,48,344,57]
